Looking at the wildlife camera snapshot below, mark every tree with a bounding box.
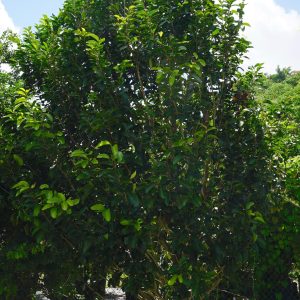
[269,66,292,83]
[1,0,294,299]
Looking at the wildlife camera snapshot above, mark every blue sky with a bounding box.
[2,0,65,28]
[276,0,300,12]
[1,0,300,73]
[1,0,300,29]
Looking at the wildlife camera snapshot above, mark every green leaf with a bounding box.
[169,70,179,87]
[40,184,49,190]
[70,149,87,158]
[61,201,68,211]
[111,144,118,157]
[253,233,258,242]
[42,203,53,211]
[116,151,123,163]
[58,136,65,144]
[50,207,58,219]
[169,74,176,86]
[97,153,110,159]
[90,203,105,212]
[17,88,28,96]
[178,274,184,283]
[14,97,27,105]
[12,180,29,190]
[134,219,142,231]
[242,22,251,27]
[130,171,137,180]
[95,140,111,149]
[114,14,124,21]
[193,52,199,59]
[13,154,24,166]
[120,219,132,226]
[112,145,124,162]
[156,71,164,83]
[33,206,41,217]
[198,59,206,67]
[132,183,137,192]
[212,28,220,36]
[246,202,255,210]
[45,113,53,122]
[254,215,266,224]
[57,193,66,202]
[80,159,89,168]
[91,158,98,165]
[168,275,178,286]
[46,195,58,204]
[102,208,111,222]
[86,32,101,41]
[66,198,80,207]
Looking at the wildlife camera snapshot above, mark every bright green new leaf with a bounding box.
[97,153,110,159]
[168,275,178,286]
[50,207,58,219]
[198,59,206,67]
[169,74,176,86]
[90,203,105,212]
[178,274,184,283]
[61,202,68,211]
[95,140,111,149]
[57,193,66,202]
[102,208,111,222]
[116,151,123,163]
[42,203,53,211]
[130,171,137,180]
[40,184,49,190]
[66,198,80,207]
[111,144,118,156]
[12,180,29,190]
[70,149,87,158]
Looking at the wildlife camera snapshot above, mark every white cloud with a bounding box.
[243,0,300,73]
[0,0,17,33]
[0,1,18,72]
[1,0,300,74]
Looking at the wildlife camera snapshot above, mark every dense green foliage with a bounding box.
[254,69,300,295]
[0,1,299,299]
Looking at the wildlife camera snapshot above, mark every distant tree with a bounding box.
[270,66,292,83]
[254,70,300,299]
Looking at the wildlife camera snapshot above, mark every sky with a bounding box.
[1,0,300,74]
[2,0,64,29]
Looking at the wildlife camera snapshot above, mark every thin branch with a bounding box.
[218,288,249,299]
[57,164,76,192]
[0,185,10,194]
[135,63,147,101]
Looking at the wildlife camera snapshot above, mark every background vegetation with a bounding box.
[0,0,299,299]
